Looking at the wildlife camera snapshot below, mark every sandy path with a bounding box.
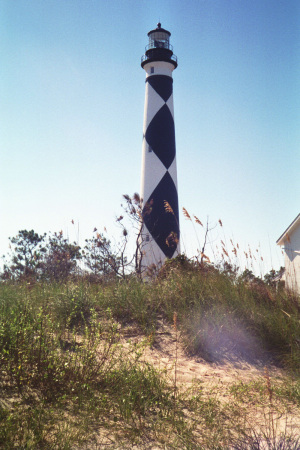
[122,318,284,390]
[79,319,300,448]
[121,318,300,439]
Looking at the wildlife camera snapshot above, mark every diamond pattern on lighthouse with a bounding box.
[143,171,179,258]
[141,142,168,203]
[166,95,174,120]
[145,104,175,169]
[147,75,173,102]
[143,75,180,259]
[144,83,165,130]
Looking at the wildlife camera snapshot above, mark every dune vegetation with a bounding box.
[1,198,299,448]
[0,254,299,448]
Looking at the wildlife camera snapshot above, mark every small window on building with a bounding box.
[150,67,154,74]
[148,145,152,153]
[146,234,150,242]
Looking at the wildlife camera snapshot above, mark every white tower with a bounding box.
[140,23,180,270]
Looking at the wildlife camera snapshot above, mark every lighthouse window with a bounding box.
[148,145,152,153]
[150,67,154,74]
[149,31,169,49]
[146,234,150,242]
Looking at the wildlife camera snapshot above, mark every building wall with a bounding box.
[283,225,300,294]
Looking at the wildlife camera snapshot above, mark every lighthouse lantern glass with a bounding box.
[149,31,170,49]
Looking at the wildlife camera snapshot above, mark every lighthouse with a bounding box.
[140,23,180,271]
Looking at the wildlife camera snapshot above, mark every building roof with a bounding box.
[276,213,300,246]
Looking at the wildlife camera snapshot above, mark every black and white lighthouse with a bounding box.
[140,23,180,270]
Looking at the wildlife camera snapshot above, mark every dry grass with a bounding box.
[0,262,299,448]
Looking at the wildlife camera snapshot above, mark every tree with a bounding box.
[83,231,120,278]
[0,193,147,282]
[1,230,47,280]
[264,267,285,287]
[43,231,81,281]
[121,193,144,276]
[82,194,145,279]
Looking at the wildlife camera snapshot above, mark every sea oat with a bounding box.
[143,200,153,216]
[133,192,140,204]
[173,311,178,331]
[201,252,210,262]
[222,247,229,257]
[164,201,174,215]
[182,207,191,220]
[166,231,179,247]
[194,215,203,226]
[264,367,273,403]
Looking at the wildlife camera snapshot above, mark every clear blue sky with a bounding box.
[1,0,299,274]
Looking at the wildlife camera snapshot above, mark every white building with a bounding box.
[276,213,300,295]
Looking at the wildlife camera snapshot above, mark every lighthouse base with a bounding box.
[139,223,180,276]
